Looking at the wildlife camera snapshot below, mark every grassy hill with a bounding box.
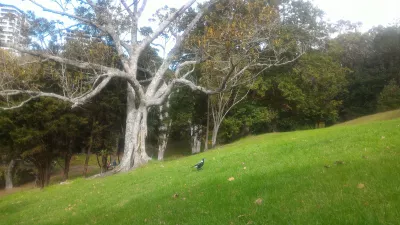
[1,118,400,225]
[337,109,400,126]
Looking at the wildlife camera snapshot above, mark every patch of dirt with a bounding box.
[0,165,100,197]
[0,182,36,198]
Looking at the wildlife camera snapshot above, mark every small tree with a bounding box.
[377,80,400,112]
[10,99,77,188]
[188,0,305,147]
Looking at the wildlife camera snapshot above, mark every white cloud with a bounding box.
[312,0,400,31]
[5,0,400,32]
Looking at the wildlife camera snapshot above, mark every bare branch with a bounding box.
[29,0,107,33]
[255,52,304,68]
[0,96,38,110]
[30,0,132,57]
[0,90,72,109]
[71,76,112,107]
[174,61,197,79]
[222,88,250,120]
[120,0,134,18]
[137,0,196,54]
[0,69,141,110]
[137,0,147,18]
[6,44,122,75]
[145,4,207,97]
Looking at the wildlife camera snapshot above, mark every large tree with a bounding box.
[1,0,304,172]
[194,0,323,147]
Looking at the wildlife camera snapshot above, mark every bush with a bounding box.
[377,80,400,112]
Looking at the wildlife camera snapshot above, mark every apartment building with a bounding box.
[0,3,27,48]
[64,29,102,44]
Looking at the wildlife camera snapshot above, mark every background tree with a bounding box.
[275,52,348,127]
[52,111,87,181]
[0,110,17,189]
[169,87,207,154]
[332,25,400,119]
[377,80,400,112]
[9,99,77,188]
[185,0,306,147]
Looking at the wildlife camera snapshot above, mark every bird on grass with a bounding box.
[193,158,205,170]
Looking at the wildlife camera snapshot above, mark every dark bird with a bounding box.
[193,158,205,170]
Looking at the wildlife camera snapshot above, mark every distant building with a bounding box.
[0,3,28,51]
[64,29,102,44]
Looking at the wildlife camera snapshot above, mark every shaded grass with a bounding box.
[68,154,102,167]
[337,109,400,126]
[49,154,102,184]
[1,119,400,225]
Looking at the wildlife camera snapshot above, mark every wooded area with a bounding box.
[0,0,399,189]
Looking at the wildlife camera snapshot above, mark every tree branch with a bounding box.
[29,0,107,33]
[0,70,141,110]
[145,3,207,97]
[5,44,122,74]
[137,0,147,18]
[137,0,196,54]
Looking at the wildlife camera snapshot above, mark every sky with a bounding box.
[312,0,400,31]
[1,0,399,32]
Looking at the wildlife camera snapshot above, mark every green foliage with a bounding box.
[0,97,90,187]
[169,87,207,141]
[11,167,35,187]
[84,79,126,157]
[246,51,348,132]
[332,26,400,119]
[221,102,277,141]
[280,0,328,48]
[377,80,400,112]
[280,52,348,123]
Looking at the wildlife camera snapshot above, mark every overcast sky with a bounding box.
[2,0,399,32]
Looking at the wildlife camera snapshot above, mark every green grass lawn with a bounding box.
[1,118,400,225]
[49,154,101,184]
[337,109,400,126]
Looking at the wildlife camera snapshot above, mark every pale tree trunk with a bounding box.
[157,131,169,160]
[211,124,220,148]
[118,86,151,172]
[204,96,210,151]
[190,124,202,154]
[5,159,16,190]
[157,96,171,161]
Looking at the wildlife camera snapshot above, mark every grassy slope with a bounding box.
[1,119,400,225]
[338,109,400,126]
